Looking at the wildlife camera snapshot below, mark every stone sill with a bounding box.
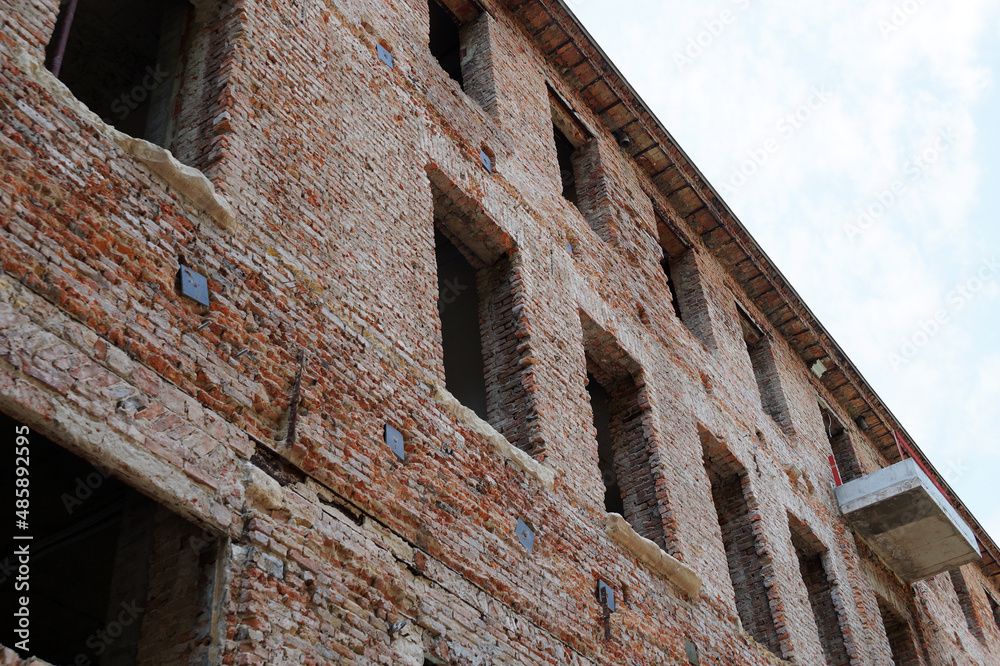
[431,384,555,491]
[604,513,702,600]
[12,49,235,230]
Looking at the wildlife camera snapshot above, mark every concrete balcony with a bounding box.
[836,459,980,582]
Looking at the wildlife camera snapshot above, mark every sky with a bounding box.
[565,0,1000,544]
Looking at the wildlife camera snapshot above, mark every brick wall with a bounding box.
[701,429,783,657]
[789,518,851,665]
[2,0,999,662]
[877,598,921,665]
[950,568,986,643]
[135,507,221,664]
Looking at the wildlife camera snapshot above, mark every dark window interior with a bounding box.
[739,309,792,432]
[429,0,463,87]
[950,569,984,641]
[553,123,578,205]
[587,372,625,516]
[1,410,218,664]
[660,252,684,320]
[820,405,861,483]
[701,439,782,656]
[435,227,488,420]
[989,592,1000,632]
[45,0,192,146]
[877,599,920,665]
[789,525,850,664]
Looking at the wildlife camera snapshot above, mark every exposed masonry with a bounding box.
[0,415,224,664]
[11,49,235,228]
[430,172,542,457]
[654,209,716,349]
[582,312,675,555]
[737,307,794,435]
[3,0,1000,662]
[788,515,851,665]
[700,427,783,657]
[989,591,1000,633]
[950,568,985,642]
[877,598,921,666]
[819,402,862,483]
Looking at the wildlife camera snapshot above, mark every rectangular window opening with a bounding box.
[586,371,625,517]
[548,88,593,213]
[819,404,862,483]
[950,569,985,641]
[45,0,194,150]
[988,591,1000,632]
[701,430,782,656]
[739,307,793,433]
[582,315,673,553]
[428,0,465,88]
[553,123,579,205]
[1,410,223,664]
[436,226,489,421]
[427,0,496,112]
[789,519,851,664]
[430,176,540,455]
[655,212,716,347]
[584,365,671,552]
[877,598,920,665]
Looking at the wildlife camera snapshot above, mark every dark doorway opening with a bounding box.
[1,410,221,663]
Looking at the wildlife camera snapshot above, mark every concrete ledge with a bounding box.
[12,49,236,230]
[604,513,702,600]
[431,385,555,491]
[836,459,980,581]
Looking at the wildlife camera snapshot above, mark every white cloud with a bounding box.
[572,0,1000,542]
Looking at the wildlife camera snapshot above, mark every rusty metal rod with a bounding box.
[49,0,79,78]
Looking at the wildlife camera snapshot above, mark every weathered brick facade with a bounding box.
[1,0,999,663]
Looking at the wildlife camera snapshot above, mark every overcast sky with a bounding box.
[567,0,1000,544]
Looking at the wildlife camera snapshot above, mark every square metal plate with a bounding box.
[597,580,615,611]
[179,266,210,306]
[515,518,534,552]
[377,44,393,68]
[385,423,405,461]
